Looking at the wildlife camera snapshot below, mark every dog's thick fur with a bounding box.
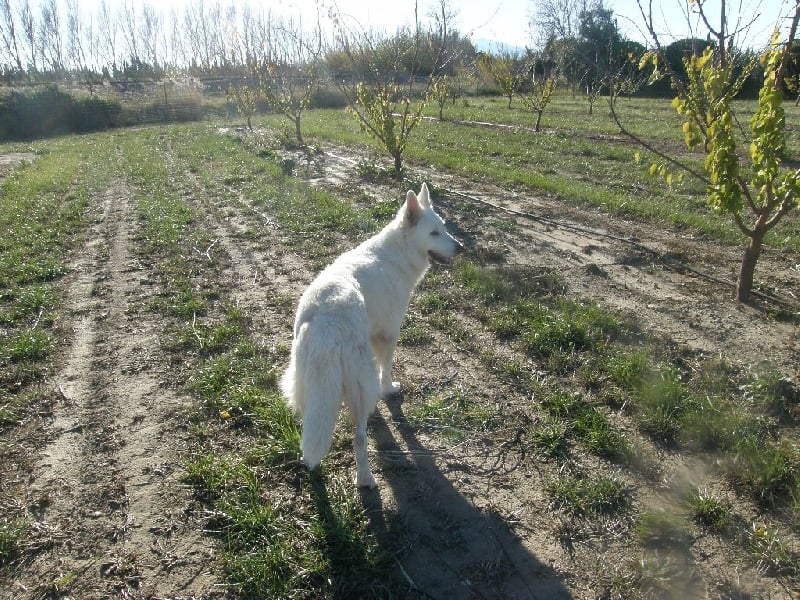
[281,183,463,487]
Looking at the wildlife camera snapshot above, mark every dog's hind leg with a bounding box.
[353,418,377,488]
[347,361,380,488]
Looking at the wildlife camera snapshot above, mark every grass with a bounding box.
[0,518,24,565]
[0,92,798,596]
[687,488,731,531]
[405,389,499,443]
[635,509,693,549]
[0,135,115,554]
[547,471,628,516]
[415,250,798,590]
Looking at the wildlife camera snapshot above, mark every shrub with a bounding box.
[0,85,124,140]
[310,85,348,109]
[73,96,121,132]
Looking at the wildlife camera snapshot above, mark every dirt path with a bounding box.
[6,183,220,599]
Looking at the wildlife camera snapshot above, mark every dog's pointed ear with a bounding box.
[419,182,432,208]
[404,189,420,225]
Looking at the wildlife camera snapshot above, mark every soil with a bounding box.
[1,138,798,600]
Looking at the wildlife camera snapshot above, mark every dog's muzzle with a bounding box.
[428,240,464,264]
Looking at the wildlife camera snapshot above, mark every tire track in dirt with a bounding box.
[8,184,219,599]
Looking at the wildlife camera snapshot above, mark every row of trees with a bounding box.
[0,0,477,82]
[0,0,779,94]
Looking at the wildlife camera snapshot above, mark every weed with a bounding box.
[541,391,633,464]
[743,367,798,421]
[680,395,750,452]
[547,471,628,516]
[605,348,651,390]
[0,518,25,565]
[528,415,569,458]
[632,366,691,445]
[399,322,433,346]
[748,522,799,577]
[459,261,515,302]
[2,329,52,363]
[729,438,799,508]
[406,389,497,443]
[687,488,731,531]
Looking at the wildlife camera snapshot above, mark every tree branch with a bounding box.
[608,94,710,186]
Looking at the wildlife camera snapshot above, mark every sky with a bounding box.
[303,0,794,50]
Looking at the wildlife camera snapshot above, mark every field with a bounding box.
[0,94,798,599]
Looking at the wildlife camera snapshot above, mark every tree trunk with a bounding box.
[294,117,303,146]
[736,227,766,303]
[393,152,403,180]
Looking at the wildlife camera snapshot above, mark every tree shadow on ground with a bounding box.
[356,395,574,599]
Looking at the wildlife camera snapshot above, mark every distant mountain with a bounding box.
[472,37,527,55]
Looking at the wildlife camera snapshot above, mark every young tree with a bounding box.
[616,0,800,303]
[476,48,528,108]
[520,68,557,131]
[576,3,626,113]
[257,14,323,146]
[331,0,453,180]
[227,80,261,130]
[431,73,452,119]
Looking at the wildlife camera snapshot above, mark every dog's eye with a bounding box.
[430,231,440,237]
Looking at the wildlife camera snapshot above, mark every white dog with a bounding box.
[281,183,463,487]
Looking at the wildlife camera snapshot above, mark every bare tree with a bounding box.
[184,0,220,70]
[97,0,117,73]
[532,0,593,43]
[139,3,160,68]
[0,0,24,73]
[168,6,184,68]
[18,0,36,72]
[65,0,85,73]
[39,0,63,72]
[119,0,139,64]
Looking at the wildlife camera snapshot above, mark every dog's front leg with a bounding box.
[373,334,400,396]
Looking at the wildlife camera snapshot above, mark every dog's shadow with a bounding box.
[352,394,572,599]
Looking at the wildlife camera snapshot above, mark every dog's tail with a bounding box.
[281,321,343,468]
